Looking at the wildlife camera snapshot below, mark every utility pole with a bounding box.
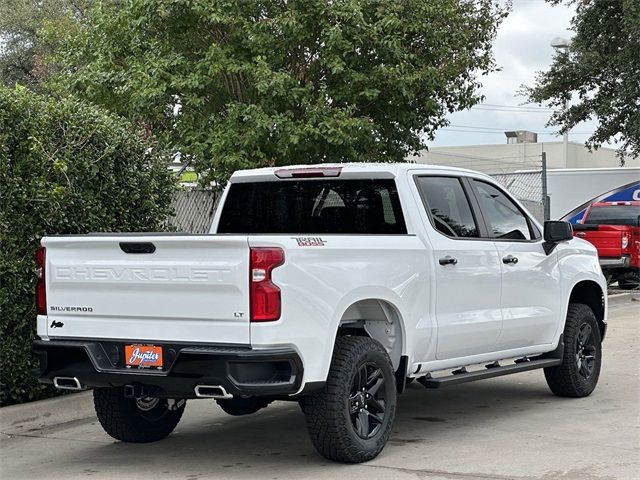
[550,37,571,167]
[562,98,569,167]
[541,151,550,221]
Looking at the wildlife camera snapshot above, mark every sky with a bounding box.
[427,0,597,148]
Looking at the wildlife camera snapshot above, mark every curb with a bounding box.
[608,292,640,306]
[0,390,94,434]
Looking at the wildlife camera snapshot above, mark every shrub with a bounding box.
[0,86,175,405]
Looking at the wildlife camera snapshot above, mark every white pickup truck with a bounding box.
[33,163,607,463]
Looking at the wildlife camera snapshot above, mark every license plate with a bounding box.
[124,344,163,369]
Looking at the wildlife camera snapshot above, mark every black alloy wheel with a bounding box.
[575,323,597,380]
[349,363,387,439]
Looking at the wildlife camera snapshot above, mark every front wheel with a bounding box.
[544,303,602,397]
[93,387,185,443]
[618,270,639,290]
[303,336,397,463]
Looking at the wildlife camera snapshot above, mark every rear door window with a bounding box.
[218,179,407,234]
[415,176,480,238]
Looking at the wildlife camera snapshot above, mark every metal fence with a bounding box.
[167,190,219,233]
[491,169,546,222]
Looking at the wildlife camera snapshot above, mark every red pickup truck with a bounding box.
[574,201,640,289]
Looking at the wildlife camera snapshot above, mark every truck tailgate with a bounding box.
[574,225,622,258]
[41,235,250,344]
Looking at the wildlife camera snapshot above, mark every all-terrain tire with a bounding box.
[93,387,185,443]
[303,336,397,463]
[544,303,602,397]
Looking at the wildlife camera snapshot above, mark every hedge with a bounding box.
[0,86,175,405]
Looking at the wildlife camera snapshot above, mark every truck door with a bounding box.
[469,179,562,349]
[413,175,503,360]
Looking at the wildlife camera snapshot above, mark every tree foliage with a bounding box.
[527,0,640,161]
[0,0,90,89]
[48,0,508,184]
[0,86,175,405]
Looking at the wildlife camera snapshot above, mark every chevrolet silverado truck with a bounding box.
[574,201,640,289]
[33,163,607,463]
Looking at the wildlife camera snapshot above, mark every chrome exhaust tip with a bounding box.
[53,376,83,391]
[194,385,233,399]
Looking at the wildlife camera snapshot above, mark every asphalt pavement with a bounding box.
[1,299,638,480]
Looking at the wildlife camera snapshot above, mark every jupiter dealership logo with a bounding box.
[124,345,163,368]
[128,348,160,365]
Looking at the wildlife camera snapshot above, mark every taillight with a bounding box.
[250,247,284,322]
[621,234,630,250]
[35,247,47,315]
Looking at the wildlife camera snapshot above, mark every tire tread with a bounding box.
[544,303,602,398]
[303,336,396,463]
[93,387,184,443]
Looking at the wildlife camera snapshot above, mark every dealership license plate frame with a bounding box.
[124,344,164,370]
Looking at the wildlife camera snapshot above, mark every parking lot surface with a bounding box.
[1,300,638,480]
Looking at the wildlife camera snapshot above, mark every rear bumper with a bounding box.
[599,255,631,268]
[32,339,304,398]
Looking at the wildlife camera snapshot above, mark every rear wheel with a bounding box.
[93,387,185,443]
[544,303,602,397]
[303,336,397,463]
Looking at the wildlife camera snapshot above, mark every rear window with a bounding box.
[218,179,407,234]
[584,205,640,226]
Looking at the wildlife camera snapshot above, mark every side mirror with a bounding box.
[543,221,573,254]
[544,221,573,243]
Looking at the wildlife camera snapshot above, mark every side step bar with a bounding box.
[417,358,562,389]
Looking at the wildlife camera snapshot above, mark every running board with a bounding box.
[417,358,562,389]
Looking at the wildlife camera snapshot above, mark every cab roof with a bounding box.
[229,162,489,182]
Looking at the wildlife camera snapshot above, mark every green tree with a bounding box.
[0,86,175,405]
[0,0,91,88]
[527,0,640,161]
[49,0,508,185]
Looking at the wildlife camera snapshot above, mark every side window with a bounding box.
[473,180,534,240]
[416,176,479,238]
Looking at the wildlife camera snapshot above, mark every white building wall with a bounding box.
[411,141,638,172]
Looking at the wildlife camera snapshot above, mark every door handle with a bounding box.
[502,255,518,265]
[439,256,458,266]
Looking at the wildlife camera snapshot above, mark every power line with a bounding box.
[471,106,555,113]
[443,124,592,134]
[479,103,552,110]
[440,128,593,136]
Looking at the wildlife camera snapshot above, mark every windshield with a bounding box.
[584,205,640,226]
[218,179,407,234]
